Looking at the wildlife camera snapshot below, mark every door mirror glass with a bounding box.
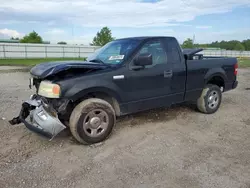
[134,53,153,66]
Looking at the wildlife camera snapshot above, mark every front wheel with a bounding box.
[69,98,116,145]
[197,84,222,114]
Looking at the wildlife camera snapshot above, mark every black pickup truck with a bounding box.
[10,36,238,145]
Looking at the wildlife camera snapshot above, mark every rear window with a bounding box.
[165,38,181,63]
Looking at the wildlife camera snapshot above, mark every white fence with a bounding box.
[202,49,250,57]
[0,43,250,59]
[0,43,99,59]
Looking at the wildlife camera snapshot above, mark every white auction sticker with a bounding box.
[109,55,125,60]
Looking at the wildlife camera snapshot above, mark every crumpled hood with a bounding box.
[30,61,109,79]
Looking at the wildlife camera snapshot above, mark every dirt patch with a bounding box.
[0,70,250,188]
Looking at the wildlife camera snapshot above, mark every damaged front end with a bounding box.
[9,95,66,139]
[9,60,109,139]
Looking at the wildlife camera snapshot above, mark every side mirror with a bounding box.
[134,53,153,67]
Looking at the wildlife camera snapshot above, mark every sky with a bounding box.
[0,0,250,45]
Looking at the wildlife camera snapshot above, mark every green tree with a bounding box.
[197,43,208,48]
[242,39,250,51]
[182,38,194,48]
[20,31,43,43]
[234,42,245,51]
[186,39,250,50]
[207,40,246,50]
[57,41,67,45]
[92,27,114,46]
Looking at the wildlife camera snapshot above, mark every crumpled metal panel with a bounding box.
[26,99,66,139]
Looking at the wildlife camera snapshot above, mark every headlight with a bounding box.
[38,81,61,98]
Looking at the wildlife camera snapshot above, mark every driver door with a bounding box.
[116,39,173,113]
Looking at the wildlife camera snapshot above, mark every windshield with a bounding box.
[87,39,140,65]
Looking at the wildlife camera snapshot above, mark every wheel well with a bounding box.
[73,92,121,116]
[207,76,225,88]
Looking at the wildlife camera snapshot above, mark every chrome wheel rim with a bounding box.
[208,90,220,109]
[83,109,109,138]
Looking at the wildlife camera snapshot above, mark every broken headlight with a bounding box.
[38,81,61,99]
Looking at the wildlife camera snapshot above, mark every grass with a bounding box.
[0,58,86,66]
[238,58,250,68]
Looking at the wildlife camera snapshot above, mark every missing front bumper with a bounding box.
[9,98,66,139]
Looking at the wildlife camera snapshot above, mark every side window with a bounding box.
[165,38,181,63]
[137,40,167,68]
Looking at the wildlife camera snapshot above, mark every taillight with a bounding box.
[234,63,238,75]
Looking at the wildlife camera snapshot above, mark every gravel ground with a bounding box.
[0,66,30,73]
[0,69,250,188]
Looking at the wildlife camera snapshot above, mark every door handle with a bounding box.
[164,70,173,78]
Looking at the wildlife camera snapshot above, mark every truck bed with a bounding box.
[185,57,237,101]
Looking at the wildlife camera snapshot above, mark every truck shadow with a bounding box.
[116,103,197,130]
[57,103,197,141]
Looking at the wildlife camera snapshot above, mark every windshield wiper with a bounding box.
[89,59,105,64]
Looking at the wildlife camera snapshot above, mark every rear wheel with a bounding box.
[197,84,222,114]
[69,98,116,145]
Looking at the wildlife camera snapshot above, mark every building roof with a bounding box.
[0,39,20,43]
[0,39,50,44]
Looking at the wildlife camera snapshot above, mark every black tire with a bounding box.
[69,98,116,145]
[197,84,222,114]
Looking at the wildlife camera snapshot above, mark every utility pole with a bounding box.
[72,26,74,44]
